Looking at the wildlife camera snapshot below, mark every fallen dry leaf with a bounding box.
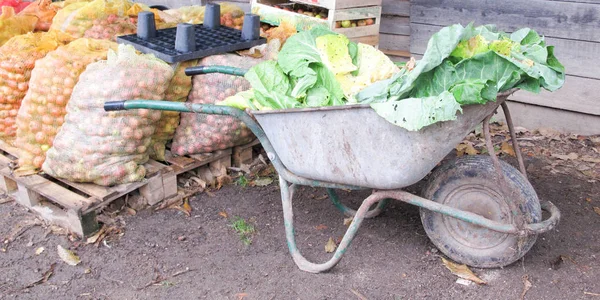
[182,198,192,215]
[405,57,416,71]
[350,288,369,300]
[521,275,532,300]
[22,263,55,290]
[441,257,486,285]
[258,164,275,177]
[551,255,566,270]
[47,225,69,236]
[456,142,479,157]
[324,237,337,253]
[594,207,600,216]
[586,198,592,203]
[57,245,80,266]
[514,126,529,134]
[0,197,14,204]
[501,141,516,157]
[580,169,598,179]
[125,207,136,216]
[581,156,600,164]
[343,217,354,226]
[215,175,232,190]
[218,211,229,218]
[235,293,248,300]
[86,227,106,245]
[35,247,45,255]
[252,177,273,187]
[316,195,328,200]
[552,152,578,160]
[537,127,561,140]
[314,224,328,230]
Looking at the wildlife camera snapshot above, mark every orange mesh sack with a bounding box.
[164,3,243,28]
[0,0,31,13]
[0,31,73,138]
[42,44,174,186]
[17,0,58,32]
[0,6,37,46]
[83,13,136,41]
[50,0,133,38]
[15,38,117,173]
[170,54,263,156]
[148,59,197,161]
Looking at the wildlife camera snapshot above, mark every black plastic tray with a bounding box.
[116,25,266,64]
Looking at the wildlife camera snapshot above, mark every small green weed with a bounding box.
[160,281,175,287]
[230,216,255,245]
[235,175,249,187]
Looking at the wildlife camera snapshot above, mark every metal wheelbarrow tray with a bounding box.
[252,100,502,190]
[105,70,560,274]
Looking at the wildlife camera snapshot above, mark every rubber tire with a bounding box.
[420,155,541,268]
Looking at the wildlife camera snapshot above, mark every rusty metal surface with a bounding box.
[253,98,508,189]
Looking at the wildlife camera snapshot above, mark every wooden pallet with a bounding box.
[0,139,261,236]
[232,139,262,167]
[0,146,168,236]
[147,147,235,205]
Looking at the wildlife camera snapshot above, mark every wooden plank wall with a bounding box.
[379,0,411,60]
[410,0,600,122]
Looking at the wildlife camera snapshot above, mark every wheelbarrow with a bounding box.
[104,65,560,273]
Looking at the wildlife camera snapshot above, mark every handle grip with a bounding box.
[104,101,126,111]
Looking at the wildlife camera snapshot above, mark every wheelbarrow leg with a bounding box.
[500,102,528,178]
[279,176,386,273]
[326,188,388,218]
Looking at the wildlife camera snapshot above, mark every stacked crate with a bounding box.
[251,0,381,46]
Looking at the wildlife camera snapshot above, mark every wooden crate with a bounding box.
[251,0,381,43]
[290,0,381,10]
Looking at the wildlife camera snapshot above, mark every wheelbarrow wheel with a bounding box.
[420,155,542,268]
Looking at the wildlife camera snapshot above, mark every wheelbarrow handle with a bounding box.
[184,65,248,77]
[103,100,362,190]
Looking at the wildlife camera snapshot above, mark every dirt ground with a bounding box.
[0,128,599,300]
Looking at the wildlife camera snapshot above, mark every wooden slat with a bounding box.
[499,101,600,135]
[409,23,600,79]
[290,0,382,10]
[410,0,600,42]
[53,178,117,201]
[166,155,197,168]
[546,0,600,4]
[188,149,232,165]
[508,76,600,116]
[381,49,411,58]
[380,15,410,35]
[350,34,380,46]
[0,152,13,166]
[52,161,164,202]
[333,6,382,21]
[0,139,19,158]
[382,0,410,17]
[168,148,233,175]
[379,33,410,52]
[0,167,93,211]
